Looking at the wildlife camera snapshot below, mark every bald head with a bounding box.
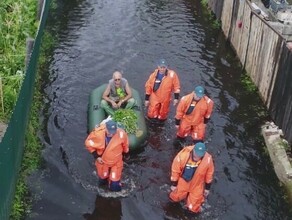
[112,71,122,79]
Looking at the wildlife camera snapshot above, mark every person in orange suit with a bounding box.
[175,86,214,144]
[85,120,129,191]
[145,59,180,123]
[169,142,214,214]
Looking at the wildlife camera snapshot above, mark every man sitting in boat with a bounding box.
[101,71,136,116]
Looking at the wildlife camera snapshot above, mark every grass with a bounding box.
[0,1,40,218]
[240,73,258,93]
[201,0,208,7]
[10,70,46,218]
[0,0,57,218]
[200,0,221,29]
[12,82,43,219]
[0,0,39,220]
[0,0,38,121]
[10,15,57,220]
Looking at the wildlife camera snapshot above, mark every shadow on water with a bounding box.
[27,0,292,219]
[83,195,122,220]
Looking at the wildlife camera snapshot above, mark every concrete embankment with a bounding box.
[262,122,292,200]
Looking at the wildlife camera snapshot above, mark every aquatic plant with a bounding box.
[240,74,257,93]
[113,109,138,134]
[200,0,221,29]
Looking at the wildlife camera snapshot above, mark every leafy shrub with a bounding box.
[0,0,37,120]
[113,109,138,134]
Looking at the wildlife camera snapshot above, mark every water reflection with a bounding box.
[29,0,292,219]
[83,195,122,220]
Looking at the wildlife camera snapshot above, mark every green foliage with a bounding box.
[113,109,138,134]
[2,72,24,117]
[0,0,38,121]
[211,19,221,29]
[9,0,57,217]
[201,0,208,7]
[10,180,29,220]
[10,46,44,220]
[200,0,221,29]
[38,32,55,65]
[240,74,257,93]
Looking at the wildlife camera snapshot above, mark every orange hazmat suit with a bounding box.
[169,145,214,213]
[145,69,180,120]
[175,92,213,141]
[85,124,129,182]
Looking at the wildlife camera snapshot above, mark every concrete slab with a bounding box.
[262,121,292,200]
[0,122,7,142]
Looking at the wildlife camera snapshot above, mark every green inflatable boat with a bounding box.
[88,84,148,151]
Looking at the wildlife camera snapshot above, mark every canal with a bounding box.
[27,0,292,219]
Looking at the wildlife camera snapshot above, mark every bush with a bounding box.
[113,109,138,134]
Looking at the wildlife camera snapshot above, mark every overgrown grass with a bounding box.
[0,0,40,218]
[0,0,38,121]
[240,73,258,93]
[201,0,208,7]
[200,0,221,29]
[10,29,56,220]
[10,94,42,219]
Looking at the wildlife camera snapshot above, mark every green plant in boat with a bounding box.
[113,109,138,134]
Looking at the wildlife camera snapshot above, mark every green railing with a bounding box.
[0,0,51,219]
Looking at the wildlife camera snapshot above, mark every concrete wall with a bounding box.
[208,0,292,143]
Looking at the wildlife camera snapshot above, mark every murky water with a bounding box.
[27,0,292,219]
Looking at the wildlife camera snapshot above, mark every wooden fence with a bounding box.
[208,0,292,143]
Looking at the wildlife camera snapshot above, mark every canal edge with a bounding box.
[262,122,292,201]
